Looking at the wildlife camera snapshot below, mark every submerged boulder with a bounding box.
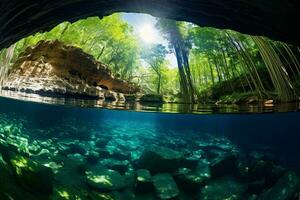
[135,169,153,193]
[210,153,238,178]
[2,40,139,99]
[137,146,184,173]
[153,173,179,199]
[175,167,208,192]
[258,172,300,200]
[198,177,247,200]
[9,154,54,194]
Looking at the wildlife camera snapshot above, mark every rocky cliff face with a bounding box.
[2,40,139,100]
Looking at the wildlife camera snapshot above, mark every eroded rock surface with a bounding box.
[2,40,139,100]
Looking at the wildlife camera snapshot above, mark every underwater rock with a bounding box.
[9,154,54,194]
[65,153,87,174]
[258,172,300,200]
[113,138,141,151]
[97,149,111,159]
[95,138,110,148]
[210,153,238,178]
[153,173,179,199]
[88,191,115,200]
[1,155,47,200]
[124,171,137,189]
[62,143,87,156]
[109,150,131,161]
[198,177,247,200]
[196,159,211,178]
[51,185,89,200]
[137,146,184,173]
[97,147,131,161]
[2,40,139,99]
[55,158,87,189]
[248,160,286,188]
[86,151,100,165]
[86,169,126,191]
[135,169,153,193]
[28,143,41,155]
[100,159,129,174]
[175,167,208,193]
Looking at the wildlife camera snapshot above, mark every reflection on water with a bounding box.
[1,90,299,114]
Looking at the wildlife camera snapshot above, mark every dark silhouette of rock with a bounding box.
[0,0,299,51]
[153,173,179,199]
[137,146,184,173]
[135,169,153,193]
[9,154,54,195]
[210,153,238,178]
[258,172,300,200]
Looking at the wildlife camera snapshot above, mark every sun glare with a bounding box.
[139,24,157,43]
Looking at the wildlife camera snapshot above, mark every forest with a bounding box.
[1,13,300,104]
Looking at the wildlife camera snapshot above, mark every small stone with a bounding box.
[86,169,126,191]
[153,173,179,199]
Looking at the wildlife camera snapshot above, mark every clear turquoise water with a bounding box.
[1,95,300,199]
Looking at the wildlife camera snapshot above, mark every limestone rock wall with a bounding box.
[2,40,139,100]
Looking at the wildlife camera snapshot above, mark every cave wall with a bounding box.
[0,0,299,50]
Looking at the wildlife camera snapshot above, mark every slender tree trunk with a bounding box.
[208,59,215,85]
[252,36,297,101]
[157,73,161,95]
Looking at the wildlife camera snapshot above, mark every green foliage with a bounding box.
[1,13,300,103]
[141,44,168,94]
[5,14,141,81]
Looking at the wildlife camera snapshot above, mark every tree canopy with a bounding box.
[1,13,300,103]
